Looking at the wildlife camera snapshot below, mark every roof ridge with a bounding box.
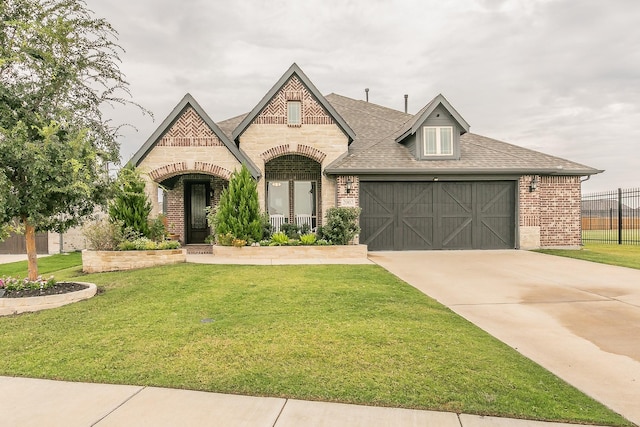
[326,94,412,125]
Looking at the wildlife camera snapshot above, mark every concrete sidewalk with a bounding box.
[0,254,50,264]
[0,376,611,427]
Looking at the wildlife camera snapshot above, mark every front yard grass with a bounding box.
[0,260,631,426]
[537,243,640,270]
[0,252,82,277]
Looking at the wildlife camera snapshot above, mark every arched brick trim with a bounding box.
[148,162,187,181]
[193,162,232,180]
[148,161,232,182]
[295,144,326,163]
[260,144,326,163]
[260,144,292,162]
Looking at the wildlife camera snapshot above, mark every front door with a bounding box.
[185,181,211,244]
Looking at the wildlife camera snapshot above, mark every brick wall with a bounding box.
[336,175,359,208]
[265,155,322,226]
[165,174,227,244]
[539,176,582,247]
[519,175,582,248]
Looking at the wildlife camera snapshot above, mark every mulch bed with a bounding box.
[2,282,88,298]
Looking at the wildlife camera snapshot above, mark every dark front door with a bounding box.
[185,181,211,244]
[360,181,515,250]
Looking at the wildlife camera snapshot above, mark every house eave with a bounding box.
[324,167,604,176]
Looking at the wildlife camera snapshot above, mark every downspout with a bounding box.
[579,175,590,247]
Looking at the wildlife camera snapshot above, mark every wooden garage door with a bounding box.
[360,181,515,250]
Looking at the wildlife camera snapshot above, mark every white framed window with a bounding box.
[287,101,301,126]
[423,126,453,156]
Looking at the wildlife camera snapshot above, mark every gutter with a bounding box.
[323,167,604,176]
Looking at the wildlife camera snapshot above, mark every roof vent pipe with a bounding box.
[365,88,369,102]
[404,94,408,113]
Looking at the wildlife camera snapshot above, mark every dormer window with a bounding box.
[287,101,301,126]
[423,126,453,156]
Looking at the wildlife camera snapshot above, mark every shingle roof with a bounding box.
[210,92,600,177]
[323,94,601,176]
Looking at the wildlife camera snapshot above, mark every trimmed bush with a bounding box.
[322,207,361,245]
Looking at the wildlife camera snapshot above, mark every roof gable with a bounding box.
[232,63,356,143]
[130,93,260,178]
[395,94,470,143]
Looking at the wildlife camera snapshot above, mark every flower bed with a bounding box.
[0,281,96,316]
[82,248,187,273]
[212,244,368,260]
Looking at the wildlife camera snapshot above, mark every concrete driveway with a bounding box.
[369,250,640,426]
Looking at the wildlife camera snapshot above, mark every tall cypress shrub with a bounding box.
[215,164,261,244]
[109,164,152,237]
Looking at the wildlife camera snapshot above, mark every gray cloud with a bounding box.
[85,0,640,192]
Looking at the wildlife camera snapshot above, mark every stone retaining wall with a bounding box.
[82,249,187,273]
[0,282,97,316]
[212,245,367,259]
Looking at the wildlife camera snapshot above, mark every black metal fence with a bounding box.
[581,188,640,244]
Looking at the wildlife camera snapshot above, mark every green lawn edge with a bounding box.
[536,243,640,270]
[0,258,632,426]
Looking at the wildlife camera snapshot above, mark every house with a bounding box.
[130,63,601,251]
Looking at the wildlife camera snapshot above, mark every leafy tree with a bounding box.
[0,0,147,279]
[109,165,152,237]
[214,164,262,244]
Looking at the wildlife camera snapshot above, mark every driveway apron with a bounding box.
[369,250,640,426]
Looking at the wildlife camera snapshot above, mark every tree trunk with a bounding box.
[23,217,39,280]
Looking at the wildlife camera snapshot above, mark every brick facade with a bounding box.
[336,175,359,208]
[539,176,582,247]
[165,174,227,243]
[134,67,585,250]
[519,175,582,248]
[265,154,322,226]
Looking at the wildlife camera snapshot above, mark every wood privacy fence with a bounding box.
[581,187,640,244]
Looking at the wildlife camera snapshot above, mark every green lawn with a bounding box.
[538,243,640,270]
[582,229,640,244]
[0,256,631,426]
[0,252,82,278]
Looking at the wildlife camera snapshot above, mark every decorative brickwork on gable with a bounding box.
[260,144,327,164]
[253,75,335,125]
[158,107,223,147]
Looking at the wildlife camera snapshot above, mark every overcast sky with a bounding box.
[85,0,640,193]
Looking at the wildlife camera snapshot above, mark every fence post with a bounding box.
[618,188,623,245]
